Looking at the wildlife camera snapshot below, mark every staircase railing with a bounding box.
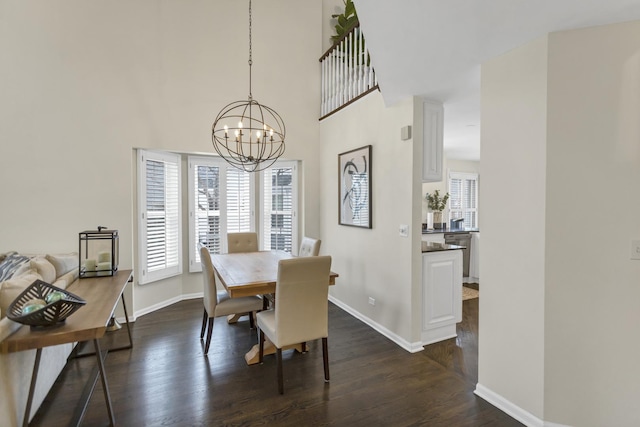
[319,22,378,120]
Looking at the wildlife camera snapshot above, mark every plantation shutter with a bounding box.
[188,157,254,272]
[226,167,252,233]
[448,171,478,230]
[262,162,297,254]
[138,150,182,284]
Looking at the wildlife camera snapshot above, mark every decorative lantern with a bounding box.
[79,227,119,278]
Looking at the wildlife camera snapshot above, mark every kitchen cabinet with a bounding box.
[421,249,462,345]
[421,233,445,244]
[422,100,444,182]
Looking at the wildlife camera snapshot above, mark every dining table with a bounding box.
[209,250,338,365]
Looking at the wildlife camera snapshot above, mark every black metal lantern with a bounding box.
[79,227,119,278]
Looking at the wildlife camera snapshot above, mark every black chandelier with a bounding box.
[211,0,286,173]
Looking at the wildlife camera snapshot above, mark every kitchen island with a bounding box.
[421,241,463,345]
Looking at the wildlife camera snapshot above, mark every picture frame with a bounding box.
[338,145,372,228]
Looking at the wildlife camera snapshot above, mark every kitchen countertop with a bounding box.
[422,241,466,253]
[422,228,479,234]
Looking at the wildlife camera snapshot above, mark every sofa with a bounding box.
[0,251,79,427]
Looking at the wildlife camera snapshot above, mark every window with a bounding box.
[137,150,182,284]
[448,171,478,229]
[261,161,298,254]
[188,156,254,272]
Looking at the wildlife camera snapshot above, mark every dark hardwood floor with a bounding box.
[30,297,522,426]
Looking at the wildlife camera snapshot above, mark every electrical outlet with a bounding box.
[368,297,375,306]
[631,240,640,260]
[399,224,409,237]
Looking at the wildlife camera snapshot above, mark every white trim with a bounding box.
[129,291,204,320]
[474,383,544,427]
[328,295,424,353]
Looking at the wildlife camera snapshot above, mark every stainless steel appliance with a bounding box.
[444,232,471,277]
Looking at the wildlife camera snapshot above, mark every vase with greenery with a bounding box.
[425,190,449,229]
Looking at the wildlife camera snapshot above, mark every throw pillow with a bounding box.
[0,269,42,319]
[30,256,57,284]
[45,252,79,278]
[0,252,31,282]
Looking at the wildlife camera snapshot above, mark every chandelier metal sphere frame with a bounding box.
[211,0,286,173]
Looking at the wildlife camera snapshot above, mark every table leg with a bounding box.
[93,339,115,426]
[23,348,42,427]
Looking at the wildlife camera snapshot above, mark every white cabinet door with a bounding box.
[422,100,444,182]
[421,250,462,345]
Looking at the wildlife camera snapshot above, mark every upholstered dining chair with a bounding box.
[199,244,263,355]
[257,255,332,394]
[298,236,321,257]
[227,232,259,253]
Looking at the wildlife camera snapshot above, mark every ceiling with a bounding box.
[353,0,640,161]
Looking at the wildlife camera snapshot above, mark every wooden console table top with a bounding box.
[0,269,132,354]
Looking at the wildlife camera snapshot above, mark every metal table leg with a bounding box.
[23,348,42,427]
[93,338,115,426]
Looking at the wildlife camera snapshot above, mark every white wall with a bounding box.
[544,21,640,427]
[479,36,548,421]
[319,93,423,348]
[0,0,322,315]
[480,20,640,427]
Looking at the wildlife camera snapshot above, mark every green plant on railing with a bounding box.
[425,190,449,212]
[331,0,358,44]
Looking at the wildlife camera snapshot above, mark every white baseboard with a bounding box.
[474,383,544,427]
[328,295,424,353]
[124,291,204,322]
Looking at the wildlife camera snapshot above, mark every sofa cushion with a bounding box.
[45,253,79,278]
[0,269,42,319]
[0,252,31,282]
[29,256,57,284]
[52,268,79,290]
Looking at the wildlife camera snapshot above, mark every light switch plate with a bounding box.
[399,224,409,237]
[631,240,640,260]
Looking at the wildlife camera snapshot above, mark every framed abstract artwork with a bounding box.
[338,145,372,228]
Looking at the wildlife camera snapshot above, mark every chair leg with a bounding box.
[322,337,330,382]
[301,342,307,353]
[258,328,264,363]
[204,318,214,355]
[249,311,255,329]
[200,309,208,339]
[277,347,284,394]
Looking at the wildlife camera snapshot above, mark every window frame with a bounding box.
[447,170,479,230]
[187,156,255,272]
[137,149,183,285]
[259,160,299,254]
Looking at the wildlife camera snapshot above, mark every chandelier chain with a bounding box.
[248,0,253,99]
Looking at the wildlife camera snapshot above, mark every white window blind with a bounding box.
[448,171,478,229]
[138,150,182,284]
[188,157,254,272]
[261,161,297,254]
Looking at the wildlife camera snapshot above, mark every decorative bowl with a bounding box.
[7,280,86,327]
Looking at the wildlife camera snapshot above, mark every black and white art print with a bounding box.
[338,145,372,228]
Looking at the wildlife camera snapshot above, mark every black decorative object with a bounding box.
[7,280,86,327]
[79,227,119,278]
[211,0,286,173]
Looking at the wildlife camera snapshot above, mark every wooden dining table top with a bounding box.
[209,250,338,298]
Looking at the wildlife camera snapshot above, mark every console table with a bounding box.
[0,269,133,427]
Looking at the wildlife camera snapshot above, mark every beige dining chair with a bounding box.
[227,232,259,253]
[257,255,332,394]
[298,236,321,257]
[199,244,263,355]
